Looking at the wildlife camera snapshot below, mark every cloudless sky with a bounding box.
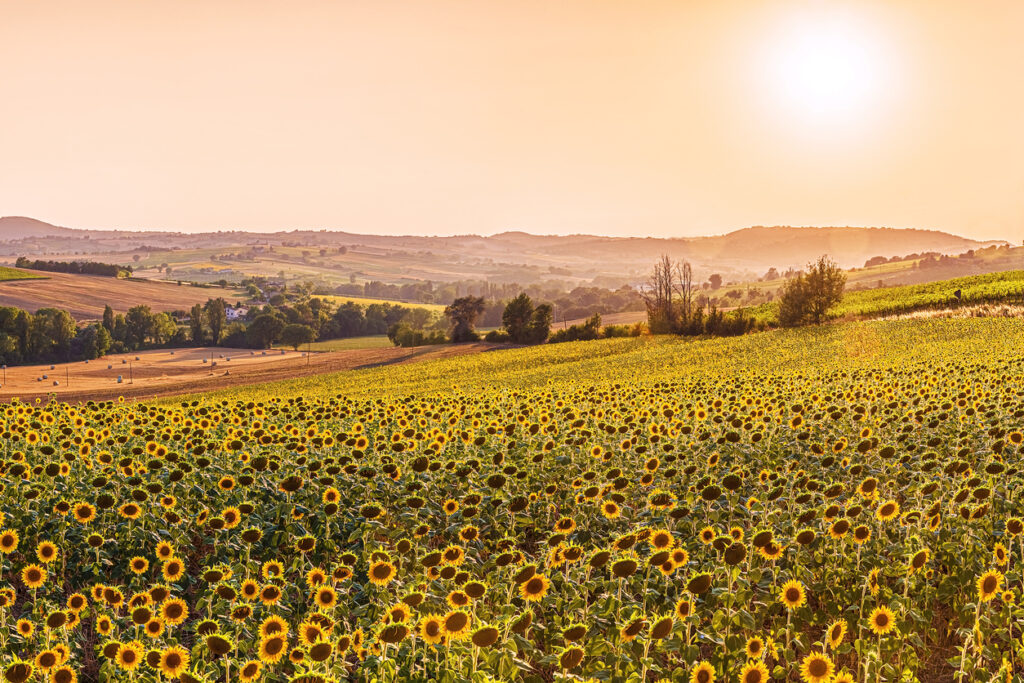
[1,0,1022,239]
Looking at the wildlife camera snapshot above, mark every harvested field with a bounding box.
[0,343,495,403]
[0,269,242,319]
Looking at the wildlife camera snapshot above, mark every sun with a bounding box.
[762,9,892,128]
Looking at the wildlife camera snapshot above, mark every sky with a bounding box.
[1,0,1022,240]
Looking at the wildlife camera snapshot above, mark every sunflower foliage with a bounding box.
[0,317,1022,682]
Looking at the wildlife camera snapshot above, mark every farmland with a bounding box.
[0,317,1021,682]
[746,269,1024,325]
[0,271,244,320]
[0,267,43,282]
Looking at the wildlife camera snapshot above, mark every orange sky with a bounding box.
[1,0,1022,239]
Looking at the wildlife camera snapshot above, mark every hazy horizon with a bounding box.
[2,0,1022,241]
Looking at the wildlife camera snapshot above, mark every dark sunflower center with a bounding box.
[984,577,997,592]
[786,589,799,602]
[809,659,827,676]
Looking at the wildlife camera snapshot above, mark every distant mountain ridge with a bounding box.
[0,216,1005,281]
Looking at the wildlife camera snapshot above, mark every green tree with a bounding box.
[527,303,553,343]
[247,314,284,349]
[204,298,227,344]
[102,305,115,333]
[502,293,534,343]
[778,255,846,327]
[189,303,205,344]
[125,305,154,350]
[280,323,315,350]
[444,296,486,343]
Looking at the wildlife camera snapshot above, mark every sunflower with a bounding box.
[259,584,282,606]
[50,665,77,683]
[0,529,19,554]
[161,598,188,626]
[442,610,472,641]
[977,570,1003,603]
[833,672,855,683]
[72,503,96,524]
[159,646,190,679]
[908,549,929,575]
[690,661,715,683]
[144,618,165,639]
[800,653,834,683]
[994,543,1009,566]
[313,586,337,610]
[21,564,47,589]
[36,541,59,564]
[745,636,765,659]
[740,660,769,683]
[116,641,144,671]
[447,590,471,609]
[442,499,459,515]
[239,660,262,682]
[368,560,397,586]
[257,635,288,664]
[601,500,621,519]
[876,500,900,522]
[826,619,847,649]
[16,619,33,638]
[129,557,149,575]
[419,614,445,645]
[240,579,260,601]
[867,568,880,595]
[868,606,896,636]
[161,559,185,582]
[675,598,692,619]
[779,579,806,610]
[35,651,59,673]
[519,573,550,602]
[118,503,142,520]
[259,615,289,639]
[155,542,175,560]
[649,529,675,550]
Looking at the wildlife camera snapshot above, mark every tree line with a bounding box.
[641,254,845,335]
[14,257,132,278]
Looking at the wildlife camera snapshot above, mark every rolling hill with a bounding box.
[0,216,1004,287]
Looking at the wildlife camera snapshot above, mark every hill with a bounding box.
[0,216,77,240]
[0,217,1002,288]
[0,270,243,319]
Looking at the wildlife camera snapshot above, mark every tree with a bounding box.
[125,305,154,350]
[204,298,227,344]
[280,323,314,351]
[247,314,285,349]
[444,296,486,342]
[332,302,367,337]
[151,313,177,345]
[709,273,723,290]
[502,293,534,343]
[102,305,115,334]
[527,303,553,343]
[778,255,846,327]
[189,304,205,344]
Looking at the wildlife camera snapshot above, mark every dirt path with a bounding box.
[0,343,496,404]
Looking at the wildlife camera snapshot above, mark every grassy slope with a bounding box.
[0,266,45,282]
[746,269,1024,323]
[188,317,1023,404]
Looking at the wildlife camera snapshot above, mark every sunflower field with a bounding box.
[1,318,1023,683]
